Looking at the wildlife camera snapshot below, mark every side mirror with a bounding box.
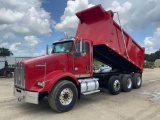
[79,39,83,53]
[74,39,87,57]
[46,45,52,54]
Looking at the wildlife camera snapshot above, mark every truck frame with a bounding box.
[14,5,145,112]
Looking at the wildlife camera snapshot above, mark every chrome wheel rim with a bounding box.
[127,78,132,89]
[113,80,120,91]
[59,88,73,105]
[137,77,141,86]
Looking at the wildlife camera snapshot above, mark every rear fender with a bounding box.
[44,70,80,91]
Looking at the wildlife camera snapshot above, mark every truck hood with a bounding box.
[21,54,61,64]
[20,53,69,90]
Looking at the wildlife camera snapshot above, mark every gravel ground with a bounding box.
[0,68,160,120]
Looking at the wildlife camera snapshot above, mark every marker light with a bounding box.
[37,81,45,87]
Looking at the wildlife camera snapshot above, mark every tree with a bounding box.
[145,49,160,62]
[0,47,13,56]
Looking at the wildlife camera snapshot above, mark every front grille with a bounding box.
[14,63,25,88]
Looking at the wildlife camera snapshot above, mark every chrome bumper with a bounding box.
[14,87,38,104]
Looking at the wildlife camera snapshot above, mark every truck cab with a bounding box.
[51,39,92,77]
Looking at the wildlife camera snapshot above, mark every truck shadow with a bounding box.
[17,86,146,114]
[18,99,56,114]
[0,76,7,78]
[0,76,13,79]
[17,91,111,114]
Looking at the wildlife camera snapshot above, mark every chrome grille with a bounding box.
[14,63,25,88]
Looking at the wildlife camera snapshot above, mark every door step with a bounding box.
[82,90,100,95]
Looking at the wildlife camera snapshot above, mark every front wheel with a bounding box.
[48,80,78,112]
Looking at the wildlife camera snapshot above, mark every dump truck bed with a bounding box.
[76,5,145,72]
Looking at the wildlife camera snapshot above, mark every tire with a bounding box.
[108,76,121,95]
[122,75,132,92]
[118,74,124,81]
[6,72,13,78]
[48,80,78,112]
[133,73,142,89]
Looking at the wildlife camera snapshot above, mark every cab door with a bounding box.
[73,41,92,77]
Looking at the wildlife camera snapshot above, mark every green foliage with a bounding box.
[93,59,105,70]
[0,48,13,56]
[144,62,154,68]
[145,49,160,62]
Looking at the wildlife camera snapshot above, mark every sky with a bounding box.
[0,0,160,56]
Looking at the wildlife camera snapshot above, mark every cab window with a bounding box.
[75,41,89,54]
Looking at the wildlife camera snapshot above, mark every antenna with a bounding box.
[61,32,68,40]
[64,32,68,39]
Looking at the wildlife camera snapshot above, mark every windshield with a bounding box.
[52,41,73,53]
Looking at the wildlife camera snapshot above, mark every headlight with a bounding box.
[37,81,45,87]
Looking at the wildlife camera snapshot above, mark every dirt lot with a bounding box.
[0,68,160,120]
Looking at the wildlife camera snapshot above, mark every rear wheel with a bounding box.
[133,73,142,89]
[48,80,78,112]
[118,74,124,80]
[122,75,132,92]
[108,76,121,95]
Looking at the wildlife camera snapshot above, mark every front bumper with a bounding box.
[14,86,38,104]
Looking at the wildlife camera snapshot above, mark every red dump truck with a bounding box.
[14,5,145,112]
